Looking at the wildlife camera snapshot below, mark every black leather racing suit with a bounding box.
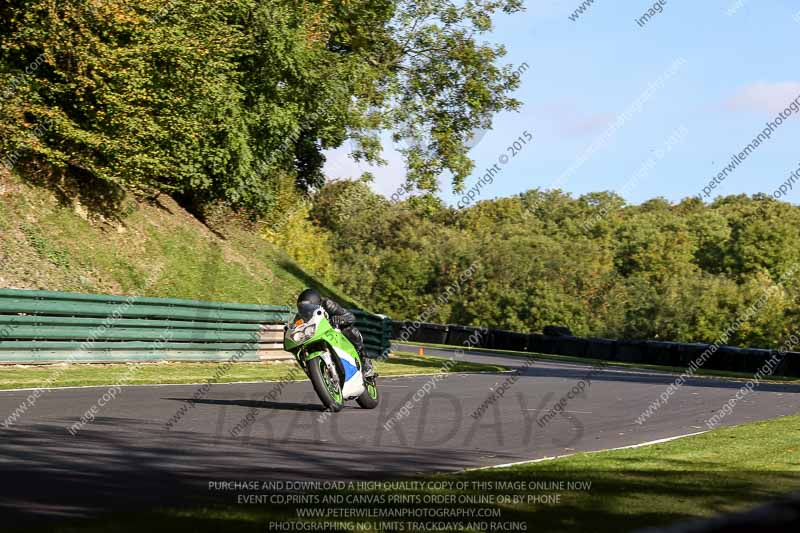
[321,298,368,360]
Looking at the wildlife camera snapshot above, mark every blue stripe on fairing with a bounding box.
[340,356,359,382]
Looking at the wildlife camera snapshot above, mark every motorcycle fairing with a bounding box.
[285,307,365,400]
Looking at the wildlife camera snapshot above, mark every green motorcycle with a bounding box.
[284,303,379,412]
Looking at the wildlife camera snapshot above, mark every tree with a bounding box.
[0,0,525,214]
[373,0,524,192]
[313,185,800,349]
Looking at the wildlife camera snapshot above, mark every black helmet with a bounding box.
[297,289,321,307]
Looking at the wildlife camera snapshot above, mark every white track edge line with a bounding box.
[466,431,709,471]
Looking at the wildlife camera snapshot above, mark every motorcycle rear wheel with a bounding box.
[308,357,344,412]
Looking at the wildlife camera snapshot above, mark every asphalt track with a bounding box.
[1,344,800,523]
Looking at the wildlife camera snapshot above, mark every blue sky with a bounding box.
[324,0,800,206]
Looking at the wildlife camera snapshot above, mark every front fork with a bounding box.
[300,347,340,387]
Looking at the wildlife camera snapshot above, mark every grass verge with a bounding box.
[403,341,800,384]
[0,353,506,391]
[34,413,800,532]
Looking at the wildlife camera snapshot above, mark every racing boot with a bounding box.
[361,353,376,378]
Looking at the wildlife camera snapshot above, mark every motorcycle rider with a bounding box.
[296,289,375,378]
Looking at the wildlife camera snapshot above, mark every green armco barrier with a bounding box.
[0,289,391,363]
[0,348,263,363]
[0,288,289,311]
[3,326,262,342]
[0,299,287,323]
[0,315,263,331]
[352,310,393,359]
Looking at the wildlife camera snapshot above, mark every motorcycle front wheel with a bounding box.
[356,377,380,409]
[308,357,344,412]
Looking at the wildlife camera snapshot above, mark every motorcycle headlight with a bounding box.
[291,325,316,343]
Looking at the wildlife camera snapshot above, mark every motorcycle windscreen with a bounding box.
[295,303,319,323]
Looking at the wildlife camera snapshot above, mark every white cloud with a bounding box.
[725,81,800,114]
[533,101,615,138]
[323,140,408,197]
[324,133,460,199]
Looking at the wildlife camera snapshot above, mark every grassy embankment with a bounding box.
[0,169,353,306]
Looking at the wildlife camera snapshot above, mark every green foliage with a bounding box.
[262,175,335,280]
[377,0,524,191]
[314,185,800,349]
[0,0,522,214]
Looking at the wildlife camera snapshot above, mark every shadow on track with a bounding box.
[0,417,494,526]
[163,397,323,412]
